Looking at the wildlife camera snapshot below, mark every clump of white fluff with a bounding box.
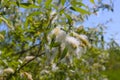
[65,35,87,59]
[46,26,91,64]
[65,36,80,48]
[72,32,91,48]
[48,26,66,43]
[4,68,14,74]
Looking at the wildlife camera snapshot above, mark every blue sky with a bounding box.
[83,0,120,44]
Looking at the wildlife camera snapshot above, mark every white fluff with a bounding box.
[65,36,80,48]
[4,68,14,74]
[51,27,66,42]
[75,47,83,58]
[46,26,91,63]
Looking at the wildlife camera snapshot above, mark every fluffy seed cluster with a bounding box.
[4,68,14,74]
[46,26,91,63]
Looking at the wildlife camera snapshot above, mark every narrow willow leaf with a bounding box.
[70,6,90,15]
[70,6,76,10]
[60,47,68,60]
[0,18,2,23]
[45,0,52,8]
[71,1,87,8]
[16,1,20,7]
[9,2,17,6]
[51,4,58,10]
[20,3,39,8]
[10,2,39,8]
[24,12,42,27]
[28,11,42,17]
[24,17,29,28]
[0,34,4,40]
[20,3,32,6]
[52,42,60,47]
[38,0,42,4]
[90,0,95,4]
[64,13,72,24]
[0,16,13,29]
[61,0,66,6]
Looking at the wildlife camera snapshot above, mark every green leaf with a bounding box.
[16,1,20,7]
[71,1,87,8]
[0,16,13,29]
[90,0,95,4]
[20,3,31,6]
[38,0,42,4]
[28,11,42,17]
[70,6,90,15]
[24,11,42,27]
[20,3,39,8]
[32,0,35,3]
[24,18,28,28]
[50,38,60,48]
[51,4,58,10]
[61,0,66,6]
[0,33,4,40]
[45,0,52,8]
[64,13,72,24]
[60,47,68,60]
[52,42,60,47]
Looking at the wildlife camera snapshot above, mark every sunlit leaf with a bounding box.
[64,13,72,24]
[45,0,52,8]
[24,11,42,27]
[16,1,20,7]
[20,3,39,8]
[0,34,4,40]
[61,0,66,6]
[90,0,95,4]
[28,11,42,17]
[38,0,42,4]
[60,47,68,60]
[70,6,90,15]
[71,1,87,8]
[50,37,60,48]
[51,4,58,10]
[0,16,13,29]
